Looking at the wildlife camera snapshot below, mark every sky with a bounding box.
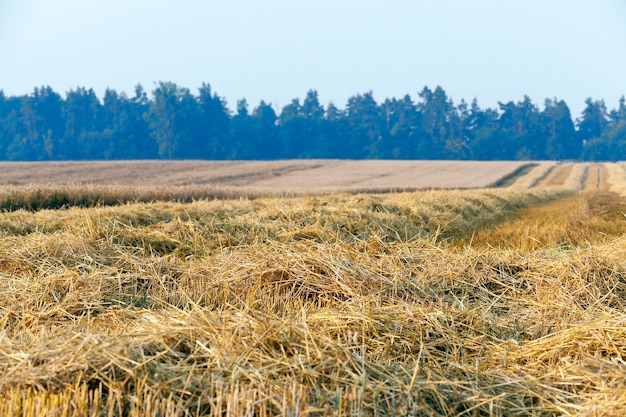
[1,0,625,117]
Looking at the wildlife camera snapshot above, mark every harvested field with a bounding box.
[0,160,532,191]
[0,161,625,416]
[533,163,574,187]
[462,163,626,249]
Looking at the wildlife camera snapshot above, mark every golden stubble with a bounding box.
[0,163,625,415]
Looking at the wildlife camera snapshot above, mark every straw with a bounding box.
[0,165,625,415]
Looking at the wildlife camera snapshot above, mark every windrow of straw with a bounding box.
[561,163,590,191]
[606,162,626,197]
[1,184,625,416]
[524,163,589,192]
[0,184,266,212]
[509,163,554,189]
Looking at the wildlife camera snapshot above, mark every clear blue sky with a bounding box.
[1,0,625,117]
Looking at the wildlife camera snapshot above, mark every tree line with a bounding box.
[0,82,624,161]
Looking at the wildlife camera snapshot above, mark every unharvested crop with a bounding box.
[0,163,624,416]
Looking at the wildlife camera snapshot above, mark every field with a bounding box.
[0,160,625,416]
[0,160,532,190]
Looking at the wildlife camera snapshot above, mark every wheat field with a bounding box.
[0,161,625,416]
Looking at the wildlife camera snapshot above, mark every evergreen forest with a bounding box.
[0,82,625,161]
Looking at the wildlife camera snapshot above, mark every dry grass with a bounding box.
[0,163,625,415]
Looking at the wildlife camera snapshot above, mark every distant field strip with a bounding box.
[0,160,542,211]
[0,160,531,190]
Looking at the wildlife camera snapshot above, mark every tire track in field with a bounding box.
[582,164,612,192]
[455,163,626,249]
